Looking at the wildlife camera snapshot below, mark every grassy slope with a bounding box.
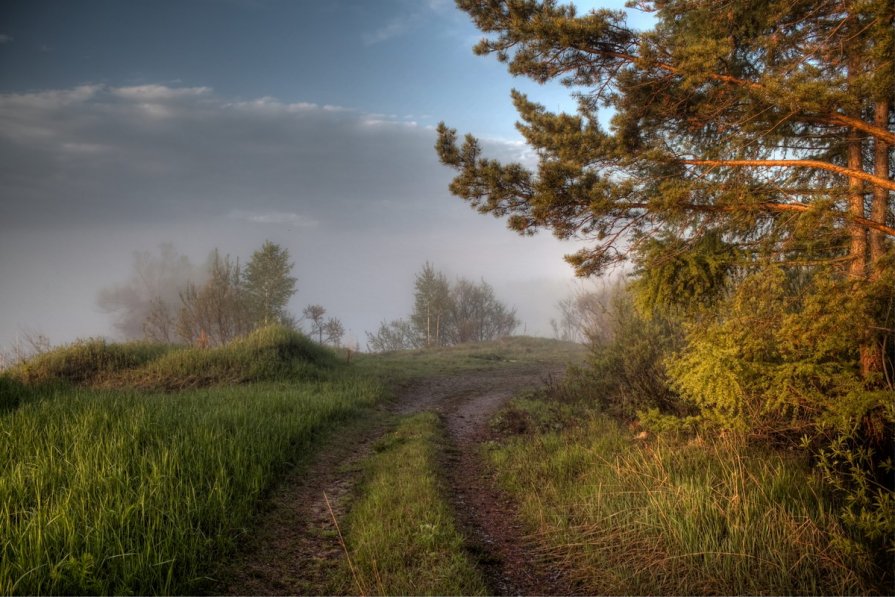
[487,394,884,595]
[351,335,585,381]
[0,327,380,595]
[6,332,876,595]
[0,332,574,595]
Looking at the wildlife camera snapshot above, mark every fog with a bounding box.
[0,85,585,351]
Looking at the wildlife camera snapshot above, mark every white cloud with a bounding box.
[228,210,319,227]
[362,16,416,45]
[112,85,212,100]
[0,83,449,229]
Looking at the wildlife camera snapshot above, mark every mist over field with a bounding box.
[0,0,606,350]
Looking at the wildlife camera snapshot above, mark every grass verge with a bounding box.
[0,377,383,595]
[336,412,487,596]
[487,394,885,595]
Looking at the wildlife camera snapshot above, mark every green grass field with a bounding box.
[0,327,382,594]
[1,329,885,595]
[351,335,585,381]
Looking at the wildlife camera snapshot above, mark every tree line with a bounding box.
[366,262,519,352]
[99,241,344,347]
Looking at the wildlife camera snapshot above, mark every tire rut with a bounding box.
[211,364,572,595]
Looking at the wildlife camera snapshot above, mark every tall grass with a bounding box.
[108,325,339,390]
[338,413,487,596]
[0,345,381,594]
[6,339,172,386]
[488,396,883,595]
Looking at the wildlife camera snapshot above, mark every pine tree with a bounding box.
[437,0,893,377]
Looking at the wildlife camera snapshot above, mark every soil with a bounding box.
[210,363,573,595]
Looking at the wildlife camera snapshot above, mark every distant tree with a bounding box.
[551,282,620,345]
[303,304,327,343]
[143,296,176,343]
[97,244,200,340]
[324,317,345,347]
[177,250,251,346]
[411,262,452,347]
[0,328,51,370]
[244,241,297,326]
[444,277,519,344]
[366,319,420,352]
[367,263,519,352]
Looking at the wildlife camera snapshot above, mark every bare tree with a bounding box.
[324,317,345,347]
[303,304,327,344]
[177,251,252,346]
[97,244,201,340]
[366,319,420,352]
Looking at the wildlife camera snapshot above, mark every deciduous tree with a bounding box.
[244,241,297,326]
[411,262,452,347]
[303,304,327,344]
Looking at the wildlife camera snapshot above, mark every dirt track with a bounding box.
[211,364,570,595]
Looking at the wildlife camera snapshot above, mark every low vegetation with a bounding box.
[5,339,172,387]
[337,413,487,596]
[353,335,584,382]
[0,326,382,595]
[1,314,888,595]
[488,392,884,595]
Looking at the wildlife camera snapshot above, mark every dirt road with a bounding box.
[211,364,570,595]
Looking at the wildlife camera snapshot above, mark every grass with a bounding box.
[352,335,585,382]
[336,412,487,596]
[0,326,384,595]
[4,326,338,394]
[5,338,173,386]
[106,325,339,391]
[487,394,885,595]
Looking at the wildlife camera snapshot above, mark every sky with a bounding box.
[0,0,653,351]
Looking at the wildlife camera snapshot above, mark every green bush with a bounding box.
[571,286,685,420]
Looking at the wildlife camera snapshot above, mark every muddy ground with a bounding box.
[210,364,572,595]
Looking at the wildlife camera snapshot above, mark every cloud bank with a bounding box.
[0,83,579,347]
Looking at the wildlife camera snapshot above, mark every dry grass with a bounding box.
[487,396,885,595]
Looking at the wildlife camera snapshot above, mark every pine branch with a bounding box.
[683,159,895,192]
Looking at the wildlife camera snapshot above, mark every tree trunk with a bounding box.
[847,124,880,379]
[870,100,891,276]
[847,132,868,281]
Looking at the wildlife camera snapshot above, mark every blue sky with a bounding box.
[0,0,653,351]
[0,0,593,137]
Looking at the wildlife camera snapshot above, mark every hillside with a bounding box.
[1,330,887,595]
